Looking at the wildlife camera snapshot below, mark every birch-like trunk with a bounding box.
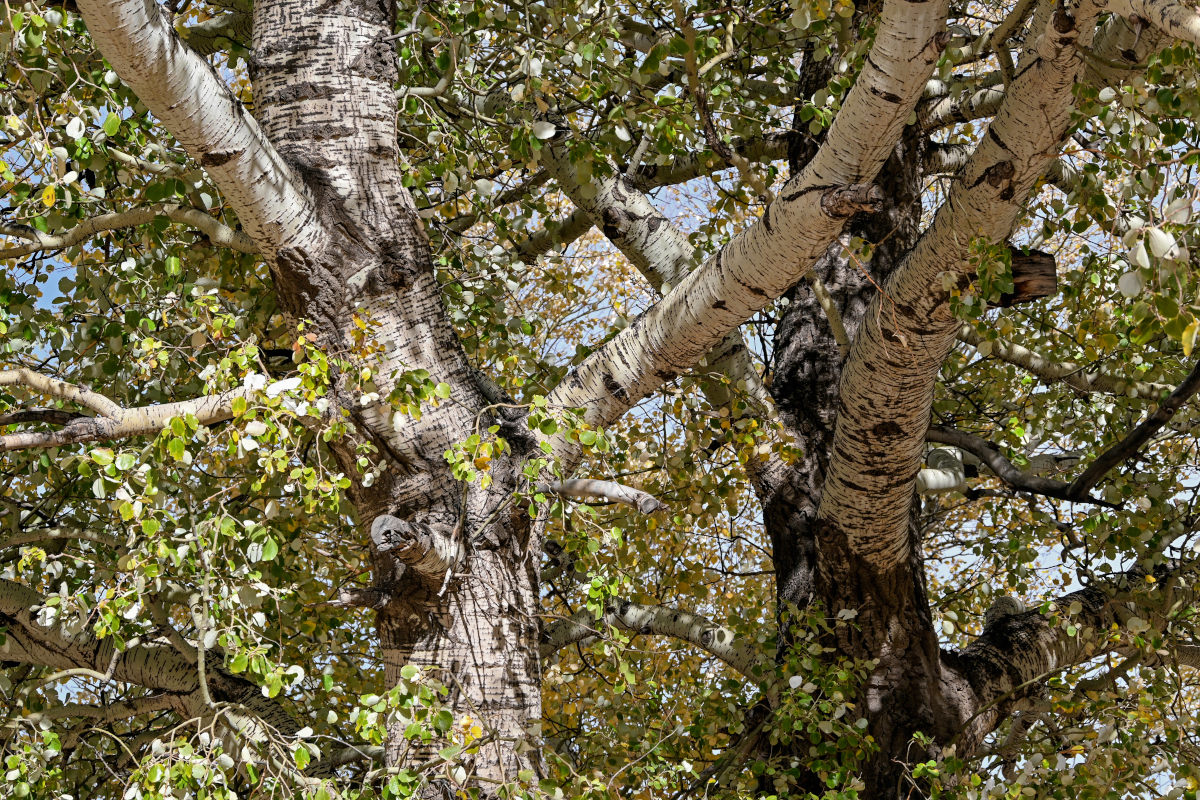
[247,0,542,782]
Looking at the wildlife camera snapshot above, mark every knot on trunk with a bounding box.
[369,514,461,587]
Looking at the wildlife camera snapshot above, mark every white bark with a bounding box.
[1108,0,1200,46]
[957,324,1175,398]
[541,601,760,676]
[0,204,255,258]
[544,0,950,453]
[543,479,665,515]
[75,0,325,261]
[540,146,778,438]
[0,368,311,451]
[916,448,966,494]
[817,4,1095,570]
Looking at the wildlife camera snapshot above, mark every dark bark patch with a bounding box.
[972,159,1015,192]
[200,149,243,168]
[350,34,396,81]
[820,184,884,218]
[602,372,628,402]
[712,299,729,311]
[1051,8,1075,32]
[266,81,332,104]
[872,420,904,438]
[601,206,631,240]
[869,85,903,104]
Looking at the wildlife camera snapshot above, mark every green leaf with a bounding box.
[435,382,452,398]
[103,112,120,136]
[261,537,279,561]
[168,438,186,461]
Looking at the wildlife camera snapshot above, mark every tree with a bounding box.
[3,0,1200,796]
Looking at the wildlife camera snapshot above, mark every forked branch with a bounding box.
[0,368,297,452]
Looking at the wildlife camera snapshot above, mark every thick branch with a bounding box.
[918,85,1006,131]
[540,601,760,677]
[545,0,950,460]
[947,562,1198,756]
[0,577,310,764]
[539,141,785,495]
[817,5,1091,569]
[1109,0,1200,46]
[76,0,323,260]
[0,369,300,452]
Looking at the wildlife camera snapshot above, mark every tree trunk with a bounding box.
[769,108,955,790]
[250,0,542,782]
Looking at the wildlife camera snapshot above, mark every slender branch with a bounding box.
[1065,357,1200,498]
[540,601,761,677]
[541,479,665,514]
[0,204,256,259]
[957,324,1174,398]
[512,208,593,263]
[398,38,458,99]
[0,526,125,551]
[106,147,188,176]
[926,426,1115,506]
[0,369,305,452]
[805,273,850,357]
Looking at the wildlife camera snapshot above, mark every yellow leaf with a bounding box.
[1183,319,1199,357]
[41,185,56,207]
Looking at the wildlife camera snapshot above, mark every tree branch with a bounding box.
[957,323,1175,398]
[918,85,1006,131]
[1109,0,1200,47]
[1065,357,1200,498]
[541,479,665,514]
[816,4,1091,569]
[539,140,787,495]
[946,561,1199,756]
[926,425,1114,506]
[76,0,322,260]
[0,369,299,452]
[175,9,253,56]
[540,601,761,677]
[0,577,316,770]
[0,205,256,258]
[544,0,950,463]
